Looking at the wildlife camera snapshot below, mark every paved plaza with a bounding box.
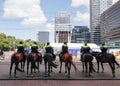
[1,52,120,86]
[1,51,120,80]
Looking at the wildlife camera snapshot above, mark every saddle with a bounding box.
[15,53,23,61]
[98,53,107,62]
[61,53,72,61]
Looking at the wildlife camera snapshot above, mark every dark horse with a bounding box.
[59,53,78,78]
[9,53,25,78]
[26,52,42,77]
[92,51,119,77]
[43,53,57,77]
[81,53,96,76]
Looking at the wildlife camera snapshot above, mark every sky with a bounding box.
[0,0,119,42]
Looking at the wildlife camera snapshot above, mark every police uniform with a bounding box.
[17,43,24,53]
[31,43,38,53]
[62,43,68,54]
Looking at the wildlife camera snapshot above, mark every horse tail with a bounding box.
[90,62,96,72]
[46,54,57,68]
[70,60,79,72]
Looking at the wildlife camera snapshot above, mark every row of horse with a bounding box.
[9,50,120,78]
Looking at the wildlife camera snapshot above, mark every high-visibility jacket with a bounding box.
[62,44,68,53]
[82,45,90,53]
[31,44,38,53]
[17,44,24,53]
[45,44,53,53]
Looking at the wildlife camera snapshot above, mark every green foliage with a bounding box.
[0,32,45,51]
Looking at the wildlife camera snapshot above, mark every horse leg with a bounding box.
[82,62,85,72]
[14,62,20,78]
[30,62,34,77]
[50,66,53,72]
[44,61,48,77]
[109,62,115,77]
[59,61,62,73]
[89,62,93,76]
[48,63,51,77]
[101,62,104,73]
[9,61,14,78]
[22,60,26,72]
[64,61,67,73]
[112,62,115,77]
[97,61,100,73]
[68,62,71,78]
[85,62,88,76]
[26,60,29,77]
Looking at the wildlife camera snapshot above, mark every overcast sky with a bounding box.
[0,0,119,42]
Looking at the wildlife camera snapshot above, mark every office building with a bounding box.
[37,31,49,43]
[71,26,90,43]
[100,0,120,48]
[90,0,112,44]
[54,12,72,43]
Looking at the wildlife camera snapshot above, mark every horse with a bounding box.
[92,51,119,77]
[9,53,24,78]
[81,53,96,76]
[59,53,67,73]
[26,52,43,77]
[59,53,78,78]
[43,53,57,77]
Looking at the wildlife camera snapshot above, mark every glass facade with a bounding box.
[90,0,112,44]
[100,1,120,48]
[71,26,91,43]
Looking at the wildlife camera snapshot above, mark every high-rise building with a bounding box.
[54,12,72,43]
[37,31,49,43]
[90,0,112,44]
[100,0,120,48]
[71,26,90,43]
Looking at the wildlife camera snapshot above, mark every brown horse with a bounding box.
[59,53,78,78]
[26,52,42,77]
[9,53,24,78]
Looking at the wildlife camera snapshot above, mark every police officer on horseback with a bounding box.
[45,42,56,60]
[17,41,24,54]
[45,42,58,68]
[45,42,52,54]
[80,43,91,61]
[31,42,39,53]
[61,41,68,55]
[100,43,108,57]
[17,41,25,59]
[31,41,40,69]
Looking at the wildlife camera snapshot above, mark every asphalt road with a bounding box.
[0,52,120,86]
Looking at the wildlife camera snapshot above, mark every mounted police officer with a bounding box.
[17,41,25,54]
[31,41,39,69]
[80,43,91,61]
[45,42,58,68]
[100,43,108,57]
[45,42,53,54]
[62,41,68,55]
